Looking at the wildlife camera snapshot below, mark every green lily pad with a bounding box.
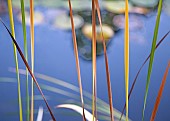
[76,24,114,60]
[103,1,133,14]
[12,0,39,8]
[130,6,151,15]
[12,0,64,8]
[113,15,143,30]
[163,0,170,15]
[130,0,159,7]
[62,1,92,11]
[53,14,84,30]
[40,0,64,8]
[17,11,44,26]
[82,24,114,43]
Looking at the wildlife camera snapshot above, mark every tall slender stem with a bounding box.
[92,0,97,120]
[30,0,35,120]
[124,0,129,121]
[20,0,29,120]
[7,0,23,121]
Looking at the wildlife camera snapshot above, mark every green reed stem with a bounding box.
[142,0,163,120]
[19,0,29,120]
[7,0,23,121]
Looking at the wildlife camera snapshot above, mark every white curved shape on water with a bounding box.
[57,104,98,121]
[36,106,43,121]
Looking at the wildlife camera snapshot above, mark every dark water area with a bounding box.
[0,5,170,121]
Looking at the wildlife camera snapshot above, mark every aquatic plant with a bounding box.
[0,0,169,121]
[7,0,23,121]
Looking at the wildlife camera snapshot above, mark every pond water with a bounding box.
[0,1,170,121]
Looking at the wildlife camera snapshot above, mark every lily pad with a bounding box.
[53,14,84,30]
[130,6,151,15]
[113,15,143,30]
[40,0,64,8]
[103,1,133,14]
[163,0,170,15]
[130,0,159,8]
[62,1,92,11]
[17,11,44,26]
[82,24,114,43]
[76,24,114,60]
[12,0,39,8]
[12,0,64,8]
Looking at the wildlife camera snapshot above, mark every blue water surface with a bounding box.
[0,8,170,121]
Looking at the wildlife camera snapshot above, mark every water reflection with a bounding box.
[1,0,166,61]
[6,0,165,61]
[76,23,114,60]
[0,1,170,120]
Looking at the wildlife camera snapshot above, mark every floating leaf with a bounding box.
[63,1,92,11]
[130,6,150,15]
[17,11,44,26]
[12,0,39,8]
[103,1,133,14]
[53,14,84,30]
[82,24,114,43]
[130,0,159,8]
[40,0,64,8]
[113,15,143,30]
[163,0,170,15]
